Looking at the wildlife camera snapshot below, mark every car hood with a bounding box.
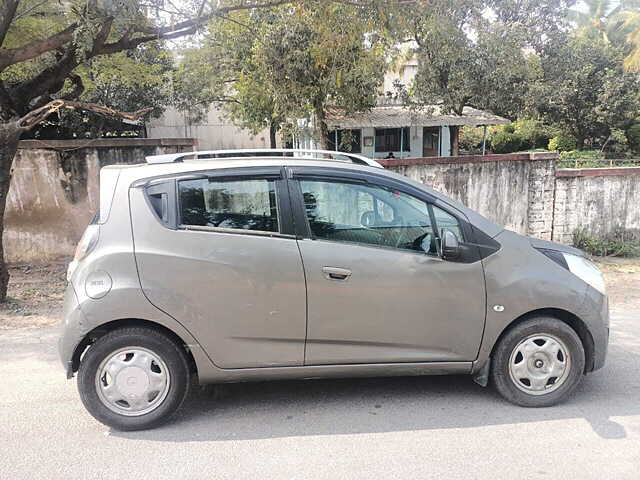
[528,236,584,256]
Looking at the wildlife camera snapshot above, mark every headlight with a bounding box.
[67,224,100,281]
[562,252,606,295]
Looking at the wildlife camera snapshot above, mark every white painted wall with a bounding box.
[147,106,272,150]
[354,126,453,158]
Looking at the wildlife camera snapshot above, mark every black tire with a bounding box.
[77,327,191,431]
[490,316,585,407]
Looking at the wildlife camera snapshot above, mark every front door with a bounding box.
[423,127,440,157]
[130,167,307,368]
[290,170,486,365]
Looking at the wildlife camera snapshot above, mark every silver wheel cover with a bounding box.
[508,334,571,396]
[95,347,171,416]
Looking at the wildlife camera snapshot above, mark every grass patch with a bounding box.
[573,228,640,257]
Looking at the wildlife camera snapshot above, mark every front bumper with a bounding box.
[58,283,87,378]
[581,287,609,372]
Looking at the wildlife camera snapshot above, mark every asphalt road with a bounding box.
[1,306,639,480]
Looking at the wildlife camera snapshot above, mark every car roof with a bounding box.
[108,156,377,181]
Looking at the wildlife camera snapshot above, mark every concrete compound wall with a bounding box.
[380,154,640,245]
[552,168,640,244]
[6,139,195,262]
[5,145,640,262]
[381,153,557,239]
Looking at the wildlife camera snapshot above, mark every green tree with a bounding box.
[614,6,640,71]
[394,0,563,154]
[567,0,622,35]
[253,1,389,148]
[28,43,174,139]
[569,0,640,72]
[533,32,640,148]
[174,10,283,147]
[0,0,309,301]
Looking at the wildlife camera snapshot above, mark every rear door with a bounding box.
[130,166,307,368]
[288,167,486,365]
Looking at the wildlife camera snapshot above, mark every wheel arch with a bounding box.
[490,308,595,374]
[70,318,199,378]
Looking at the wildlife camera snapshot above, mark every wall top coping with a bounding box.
[18,138,196,150]
[556,166,640,177]
[378,152,559,167]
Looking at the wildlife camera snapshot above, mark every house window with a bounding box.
[375,127,410,152]
[327,129,362,153]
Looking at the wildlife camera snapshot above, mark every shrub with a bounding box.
[514,118,553,150]
[559,150,605,160]
[491,130,524,153]
[459,126,486,152]
[548,133,577,152]
[557,150,605,168]
[573,228,640,257]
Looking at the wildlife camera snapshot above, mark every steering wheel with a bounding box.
[360,210,379,227]
[409,232,437,254]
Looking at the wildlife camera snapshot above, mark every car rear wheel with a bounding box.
[77,327,191,431]
[491,317,585,407]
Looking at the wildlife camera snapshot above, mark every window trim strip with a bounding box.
[180,224,297,239]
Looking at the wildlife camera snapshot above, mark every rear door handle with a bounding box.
[322,267,352,281]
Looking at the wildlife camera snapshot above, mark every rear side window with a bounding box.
[178,178,279,232]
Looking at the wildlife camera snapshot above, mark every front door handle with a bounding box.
[322,266,352,281]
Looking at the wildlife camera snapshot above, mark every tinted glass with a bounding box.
[300,179,460,255]
[433,205,463,242]
[179,178,279,232]
[375,127,410,152]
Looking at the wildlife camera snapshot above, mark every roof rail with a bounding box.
[145,148,383,168]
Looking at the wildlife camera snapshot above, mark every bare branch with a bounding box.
[0,0,19,48]
[13,0,49,22]
[0,24,76,72]
[90,17,114,55]
[17,99,153,131]
[137,0,295,35]
[11,49,79,108]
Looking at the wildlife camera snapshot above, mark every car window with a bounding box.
[299,179,460,255]
[179,178,279,232]
[433,205,463,242]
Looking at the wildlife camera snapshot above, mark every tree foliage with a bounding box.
[255,1,388,147]
[176,1,389,147]
[26,43,174,138]
[0,0,321,302]
[532,31,640,148]
[173,9,283,146]
[394,0,569,118]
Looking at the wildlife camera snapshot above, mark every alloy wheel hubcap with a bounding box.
[95,347,170,416]
[508,334,571,396]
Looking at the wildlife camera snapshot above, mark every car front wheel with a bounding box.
[77,326,191,430]
[491,316,585,407]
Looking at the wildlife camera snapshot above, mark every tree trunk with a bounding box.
[269,121,277,149]
[0,120,21,302]
[313,98,329,149]
[450,125,460,157]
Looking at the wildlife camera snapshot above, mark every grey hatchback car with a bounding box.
[60,149,609,431]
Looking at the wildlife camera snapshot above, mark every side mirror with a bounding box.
[441,229,460,260]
